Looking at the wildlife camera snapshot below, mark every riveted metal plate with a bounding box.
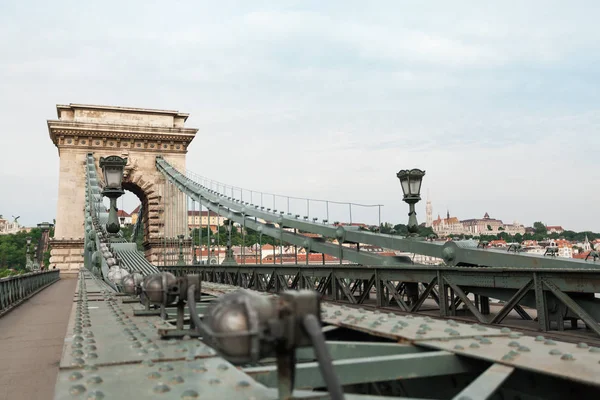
[320,303,509,342]
[62,276,216,368]
[420,335,600,387]
[54,356,272,400]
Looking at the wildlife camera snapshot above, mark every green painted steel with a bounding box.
[451,363,514,400]
[295,341,427,361]
[162,263,600,333]
[0,270,60,316]
[156,157,600,270]
[244,351,473,389]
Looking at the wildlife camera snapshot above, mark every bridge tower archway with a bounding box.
[48,103,197,274]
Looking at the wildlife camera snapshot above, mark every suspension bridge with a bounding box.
[1,103,599,399]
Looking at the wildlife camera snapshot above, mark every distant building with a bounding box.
[0,216,24,235]
[546,225,564,235]
[188,210,224,232]
[117,210,132,226]
[425,194,433,228]
[432,211,464,236]
[461,212,504,235]
[130,205,141,225]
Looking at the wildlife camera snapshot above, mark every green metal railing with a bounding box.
[0,270,60,316]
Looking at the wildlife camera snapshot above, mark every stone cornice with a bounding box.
[57,103,189,120]
[48,120,197,145]
[50,238,85,246]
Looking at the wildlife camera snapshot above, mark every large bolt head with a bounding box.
[141,273,178,305]
[122,273,143,295]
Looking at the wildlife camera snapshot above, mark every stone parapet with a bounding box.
[49,238,84,274]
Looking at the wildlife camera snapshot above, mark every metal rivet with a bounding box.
[535,336,545,342]
[169,375,184,384]
[480,338,492,345]
[85,353,98,359]
[86,390,105,400]
[454,345,464,350]
[544,340,556,345]
[147,372,161,380]
[190,363,207,373]
[72,358,86,366]
[153,384,170,393]
[181,390,199,399]
[508,332,522,339]
[69,384,86,395]
[500,327,511,333]
[508,341,520,347]
[209,378,221,384]
[469,343,480,348]
[72,350,84,357]
[561,353,575,361]
[217,364,229,371]
[549,349,562,356]
[518,346,530,352]
[577,342,589,349]
[69,372,84,381]
[416,329,427,335]
[87,375,103,385]
[589,347,600,353]
[238,380,251,388]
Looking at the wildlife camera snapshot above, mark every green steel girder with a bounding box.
[169,264,600,333]
[295,341,427,361]
[244,351,474,389]
[451,363,515,400]
[162,264,600,294]
[156,157,600,271]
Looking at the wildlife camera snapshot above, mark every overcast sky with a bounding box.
[1,1,599,231]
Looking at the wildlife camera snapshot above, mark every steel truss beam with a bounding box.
[163,264,600,335]
[244,351,472,389]
[451,363,514,400]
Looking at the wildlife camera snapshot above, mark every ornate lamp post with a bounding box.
[99,156,127,237]
[33,245,40,271]
[177,234,185,265]
[222,219,237,265]
[191,234,198,265]
[25,236,33,271]
[396,169,425,236]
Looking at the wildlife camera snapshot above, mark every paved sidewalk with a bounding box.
[0,277,77,400]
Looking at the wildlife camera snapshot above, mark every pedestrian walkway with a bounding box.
[0,277,77,400]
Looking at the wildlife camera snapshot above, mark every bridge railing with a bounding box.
[0,270,60,317]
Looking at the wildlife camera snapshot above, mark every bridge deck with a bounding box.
[0,277,77,400]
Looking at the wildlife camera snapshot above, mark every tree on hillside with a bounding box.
[533,221,547,235]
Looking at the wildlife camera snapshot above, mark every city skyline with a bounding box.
[1,1,599,231]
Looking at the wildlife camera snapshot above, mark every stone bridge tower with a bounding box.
[48,104,197,274]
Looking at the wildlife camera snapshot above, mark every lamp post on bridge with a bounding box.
[99,156,127,238]
[25,236,34,271]
[177,234,185,266]
[33,245,40,271]
[222,219,237,266]
[396,169,425,306]
[396,169,425,237]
